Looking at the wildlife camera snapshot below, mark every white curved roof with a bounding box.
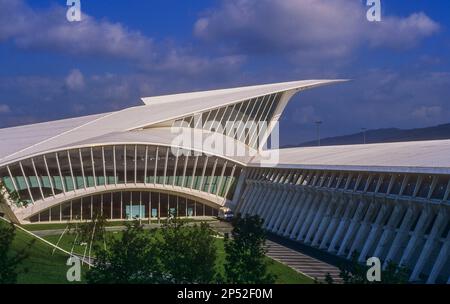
[0,79,342,166]
[252,140,450,174]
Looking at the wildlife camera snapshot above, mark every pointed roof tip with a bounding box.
[140,79,349,105]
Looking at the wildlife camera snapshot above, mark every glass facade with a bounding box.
[27,190,218,223]
[251,168,450,201]
[0,144,241,205]
[173,93,282,149]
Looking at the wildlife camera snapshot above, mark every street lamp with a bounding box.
[315,121,323,146]
[361,128,367,144]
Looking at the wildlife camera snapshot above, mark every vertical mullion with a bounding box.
[249,94,274,148]
[222,103,237,136]
[172,148,180,186]
[199,156,209,192]
[154,147,159,185]
[134,145,138,185]
[250,94,278,148]
[90,147,97,188]
[244,96,266,144]
[124,145,127,185]
[190,156,199,189]
[237,98,256,142]
[226,101,244,137]
[19,161,34,203]
[203,110,213,129]
[43,155,56,196]
[215,161,228,197]
[120,191,123,220]
[194,113,203,129]
[224,165,237,199]
[67,151,76,192]
[217,105,229,133]
[102,146,107,186]
[208,108,222,132]
[31,158,45,200]
[163,148,169,185]
[55,153,66,194]
[144,146,148,185]
[113,145,117,186]
[6,165,19,193]
[208,159,218,194]
[79,149,86,190]
[181,154,189,188]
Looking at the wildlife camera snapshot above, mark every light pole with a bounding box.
[315,121,323,146]
[361,128,367,144]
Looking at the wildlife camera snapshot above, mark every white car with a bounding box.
[218,208,234,221]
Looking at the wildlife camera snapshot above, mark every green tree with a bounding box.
[160,217,218,283]
[86,221,164,284]
[340,251,410,284]
[0,221,34,284]
[69,212,107,246]
[224,214,276,284]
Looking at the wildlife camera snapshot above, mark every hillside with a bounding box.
[291,123,450,148]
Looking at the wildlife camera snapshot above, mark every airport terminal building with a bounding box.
[0,80,449,283]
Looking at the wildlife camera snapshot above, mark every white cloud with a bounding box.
[194,0,440,60]
[0,0,155,61]
[0,0,244,78]
[65,69,85,91]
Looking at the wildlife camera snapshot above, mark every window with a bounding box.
[416,175,433,198]
[389,175,404,195]
[431,177,449,200]
[402,176,418,196]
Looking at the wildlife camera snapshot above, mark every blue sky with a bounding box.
[1,0,449,145]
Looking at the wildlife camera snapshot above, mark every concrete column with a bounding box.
[276,188,299,234]
[358,202,392,262]
[347,201,379,259]
[338,198,370,256]
[264,185,286,228]
[248,185,269,217]
[383,204,419,267]
[251,184,274,216]
[410,208,448,282]
[328,197,356,253]
[427,232,450,284]
[289,191,315,239]
[238,183,256,215]
[296,192,323,242]
[372,201,406,261]
[245,183,266,215]
[304,194,331,244]
[311,196,338,247]
[266,187,291,230]
[319,196,346,249]
[398,207,432,268]
[259,185,281,223]
[235,182,255,215]
[272,188,295,232]
[234,181,253,214]
[282,190,305,237]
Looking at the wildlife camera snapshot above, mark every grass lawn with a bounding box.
[43,232,313,284]
[7,220,313,284]
[22,218,216,231]
[2,221,86,284]
[214,238,313,284]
